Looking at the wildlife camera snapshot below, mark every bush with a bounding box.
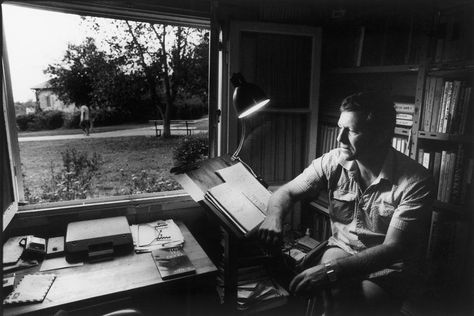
[16,110,64,131]
[173,134,209,167]
[16,113,36,131]
[43,110,64,129]
[116,169,181,195]
[27,148,103,203]
[63,111,81,129]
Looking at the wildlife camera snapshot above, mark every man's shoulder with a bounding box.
[315,148,345,175]
[391,148,433,185]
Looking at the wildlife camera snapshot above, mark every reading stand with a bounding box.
[171,155,277,313]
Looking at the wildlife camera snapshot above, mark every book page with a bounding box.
[216,163,271,214]
[207,183,265,233]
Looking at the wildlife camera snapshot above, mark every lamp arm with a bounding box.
[231,119,246,161]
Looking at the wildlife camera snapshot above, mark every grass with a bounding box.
[19,135,186,200]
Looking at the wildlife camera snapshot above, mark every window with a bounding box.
[2,1,213,212]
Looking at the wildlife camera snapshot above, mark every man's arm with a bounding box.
[290,176,435,296]
[258,180,319,246]
[290,225,407,295]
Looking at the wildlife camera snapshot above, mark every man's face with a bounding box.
[336,111,375,161]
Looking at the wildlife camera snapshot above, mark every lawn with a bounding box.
[19,135,186,202]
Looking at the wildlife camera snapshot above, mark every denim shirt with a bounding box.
[289,147,435,277]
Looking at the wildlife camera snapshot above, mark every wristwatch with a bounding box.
[324,262,338,283]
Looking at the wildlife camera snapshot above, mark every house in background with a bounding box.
[31,80,76,113]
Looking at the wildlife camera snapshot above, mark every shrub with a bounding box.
[116,169,181,195]
[27,148,103,203]
[16,113,36,131]
[173,134,209,167]
[63,111,81,129]
[16,110,64,131]
[43,110,64,129]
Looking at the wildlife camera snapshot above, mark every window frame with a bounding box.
[2,0,218,221]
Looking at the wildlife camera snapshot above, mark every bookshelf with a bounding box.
[312,3,473,313]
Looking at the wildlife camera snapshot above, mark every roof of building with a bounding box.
[31,80,53,90]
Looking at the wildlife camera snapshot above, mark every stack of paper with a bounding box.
[237,277,289,312]
[130,219,184,253]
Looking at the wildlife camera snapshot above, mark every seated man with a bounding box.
[258,92,435,316]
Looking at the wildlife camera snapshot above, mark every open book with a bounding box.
[205,163,271,237]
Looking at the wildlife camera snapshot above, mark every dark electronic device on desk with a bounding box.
[19,236,47,260]
[65,216,133,262]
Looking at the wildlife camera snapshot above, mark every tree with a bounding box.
[45,38,149,121]
[47,17,208,137]
[97,19,208,137]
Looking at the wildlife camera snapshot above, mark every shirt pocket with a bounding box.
[371,201,396,229]
[330,190,356,224]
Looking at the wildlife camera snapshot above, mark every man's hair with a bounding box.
[340,92,396,142]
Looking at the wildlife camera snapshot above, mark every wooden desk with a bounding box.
[4,221,217,316]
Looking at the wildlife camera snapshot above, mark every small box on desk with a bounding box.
[65,216,133,262]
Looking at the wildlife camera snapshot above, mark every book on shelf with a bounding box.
[429,77,445,132]
[422,76,435,131]
[396,113,414,121]
[393,136,409,156]
[152,246,196,280]
[394,102,415,114]
[423,78,471,134]
[395,118,413,127]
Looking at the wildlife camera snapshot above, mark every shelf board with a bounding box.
[418,131,474,143]
[428,60,474,76]
[328,64,419,74]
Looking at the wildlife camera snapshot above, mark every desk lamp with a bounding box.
[230,73,270,161]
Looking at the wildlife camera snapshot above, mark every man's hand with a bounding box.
[289,264,329,297]
[258,213,282,247]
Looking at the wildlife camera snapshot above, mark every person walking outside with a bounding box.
[80,104,90,136]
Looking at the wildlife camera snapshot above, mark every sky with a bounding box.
[2,4,85,102]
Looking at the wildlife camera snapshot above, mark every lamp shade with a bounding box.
[231,73,270,118]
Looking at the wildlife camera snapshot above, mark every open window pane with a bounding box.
[2,4,209,206]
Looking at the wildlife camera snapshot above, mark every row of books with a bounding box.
[394,102,415,128]
[392,136,410,156]
[421,77,471,134]
[418,145,473,204]
[317,124,339,156]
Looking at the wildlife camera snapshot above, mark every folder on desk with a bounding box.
[3,274,56,305]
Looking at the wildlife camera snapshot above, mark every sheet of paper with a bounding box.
[40,257,83,272]
[130,219,184,253]
[3,236,27,265]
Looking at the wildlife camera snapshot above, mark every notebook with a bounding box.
[152,247,196,280]
[3,274,56,305]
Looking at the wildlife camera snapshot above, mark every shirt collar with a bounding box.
[337,147,395,184]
